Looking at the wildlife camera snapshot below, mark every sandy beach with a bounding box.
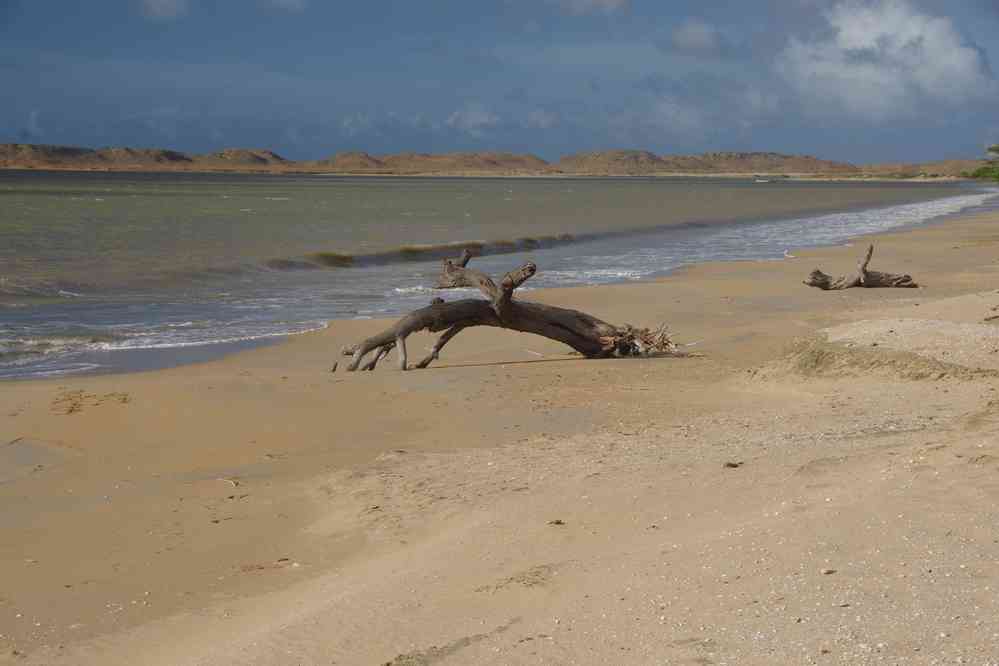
[4,209,999,664]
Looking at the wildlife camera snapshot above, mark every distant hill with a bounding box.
[558,150,860,175]
[98,147,192,165]
[696,151,859,175]
[0,142,981,179]
[305,151,387,171]
[0,143,553,175]
[0,143,289,171]
[558,150,663,175]
[860,159,986,178]
[197,148,288,165]
[378,151,552,174]
[300,151,552,174]
[0,144,192,169]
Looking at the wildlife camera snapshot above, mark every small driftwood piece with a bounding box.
[804,244,917,290]
[342,258,678,371]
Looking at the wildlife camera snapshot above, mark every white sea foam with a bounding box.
[528,188,999,288]
[0,321,330,379]
[0,362,103,378]
[90,322,328,352]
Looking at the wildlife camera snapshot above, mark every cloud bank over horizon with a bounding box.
[777,0,996,121]
[1,0,997,162]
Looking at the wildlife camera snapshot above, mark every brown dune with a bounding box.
[306,151,387,171]
[861,158,987,178]
[196,148,288,165]
[558,149,665,174]
[695,151,859,174]
[0,142,983,179]
[558,150,860,175]
[378,151,552,174]
[0,144,196,169]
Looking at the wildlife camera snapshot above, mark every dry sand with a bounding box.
[3,211,999,664]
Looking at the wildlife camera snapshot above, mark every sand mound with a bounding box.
[759,320,999,382]
[826,318,999,371]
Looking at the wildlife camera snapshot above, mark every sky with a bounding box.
[1,0,998,163]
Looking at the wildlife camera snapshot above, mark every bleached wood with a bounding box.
[804,244,917,290]
[343,258,677,371]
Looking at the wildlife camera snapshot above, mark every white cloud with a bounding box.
[141,0,188,19]
[525,109,559,129]
[340,113,374,137]
[133,106,190,140]
[283,125,304,145]
[741,88,780,117]
[141,0,306,18]
[550,0,628,15]
[606,76,787,143]
[18,110,44,140]
[776,0,995,121]
[267,0,308,10]
[646,98,703,134]
[27,110,44,137]
[610,96,704,142]
[447,105,500,136]
[671,19,718,53]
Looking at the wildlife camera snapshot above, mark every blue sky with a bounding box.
[2,0,998,163]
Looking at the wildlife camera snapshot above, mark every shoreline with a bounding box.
[5,205,999,663]
[4,180,994,381]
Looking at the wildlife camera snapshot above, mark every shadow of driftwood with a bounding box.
[425,351,699,371]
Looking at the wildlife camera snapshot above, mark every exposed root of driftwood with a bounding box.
[434,249,477,289]
[341,258,680,371]
[804,244,917,290]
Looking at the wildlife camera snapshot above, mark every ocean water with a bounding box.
[2,170,997,379]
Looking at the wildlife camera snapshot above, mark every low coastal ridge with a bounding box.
[0,143,986,178]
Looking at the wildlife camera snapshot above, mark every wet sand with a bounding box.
[3,210,999,664]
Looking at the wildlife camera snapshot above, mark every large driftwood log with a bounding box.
[342,258,676,371]
[804,244,917,290]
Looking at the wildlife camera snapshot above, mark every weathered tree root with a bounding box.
[341,258,679,371]
[434,249,477,289]
[804,244,917,290]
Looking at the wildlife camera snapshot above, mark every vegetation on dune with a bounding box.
[970,145,999,181]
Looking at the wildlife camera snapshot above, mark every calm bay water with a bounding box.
[2,170,997,378]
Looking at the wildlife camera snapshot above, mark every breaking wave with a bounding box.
[266,234,578,271]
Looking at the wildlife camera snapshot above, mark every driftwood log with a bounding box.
[804,244,917,290]
[341,257,676,371]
